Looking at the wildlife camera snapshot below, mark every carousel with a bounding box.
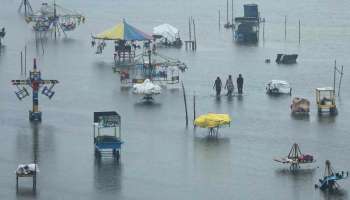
[92,19,152,66]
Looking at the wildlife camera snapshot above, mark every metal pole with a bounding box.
[148,50,152,79]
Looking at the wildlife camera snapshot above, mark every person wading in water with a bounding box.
[213,77,222,97]
[225,75,234,96]
[237,74,244,94]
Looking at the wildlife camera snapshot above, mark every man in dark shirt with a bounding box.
[237,74,244,94]
[213,77,222,97]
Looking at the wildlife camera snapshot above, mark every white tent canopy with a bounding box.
[133,79,161,95]
[266,80,291,94]
[153,24,179,42]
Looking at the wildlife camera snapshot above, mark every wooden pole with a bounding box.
[226,0,229,24]
[284,16,287,41]
[231,0,234,26]
[333,60,336,96]
[54,0,57,39]
[218,10,221,30]
[189,17,191,40]
[298,20,301,44]
[193,92,196,123]
[193,19,197,50]
[338,66,344,96]
[20,51,23,75]
[182,82,188,127]
[24,45,27,78]
[263,20,265,43]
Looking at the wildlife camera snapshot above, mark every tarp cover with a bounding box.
[194,113,231,128]
[133,79,161,95]
[16,164,39,175]
[291,97,310,113]
[266,80,291,94]
[94,20,152,41]
[153,24,179,42]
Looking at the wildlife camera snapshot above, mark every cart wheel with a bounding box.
[330,108,337,115]
[94,148,100,158]
[115,151,120,161]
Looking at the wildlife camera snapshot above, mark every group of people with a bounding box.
[213,74,244,97]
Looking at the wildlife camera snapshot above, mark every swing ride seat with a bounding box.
[60,22,77,31]
[273,156,315,165]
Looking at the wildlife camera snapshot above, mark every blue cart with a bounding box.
[93,111,123,160]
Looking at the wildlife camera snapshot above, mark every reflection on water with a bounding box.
[93,158,122,192]
[16,187,38,199]
[275,168,316,177]
[133,100,162,108]
[31,124,39,163]
[291,113,310,121]
[320,188,348,200]
[193,136,232,181]
[317,115,336,124]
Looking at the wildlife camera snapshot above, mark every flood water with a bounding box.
[1,0,350,199]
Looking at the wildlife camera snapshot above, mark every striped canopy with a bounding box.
[93,20,152,41]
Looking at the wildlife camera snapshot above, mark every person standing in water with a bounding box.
[213,77,222,97]
[237,74,244,94]
[225,75,234,96]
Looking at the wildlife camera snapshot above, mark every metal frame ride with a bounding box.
[118,50,186,88]
[315,160,349,191]
[25,1,85,38]
[18,0,33,16]
[11,59,59,121]
[274,143,315,170]
[93,112,123,160]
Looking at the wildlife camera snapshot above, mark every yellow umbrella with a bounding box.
[194,113,231,128]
